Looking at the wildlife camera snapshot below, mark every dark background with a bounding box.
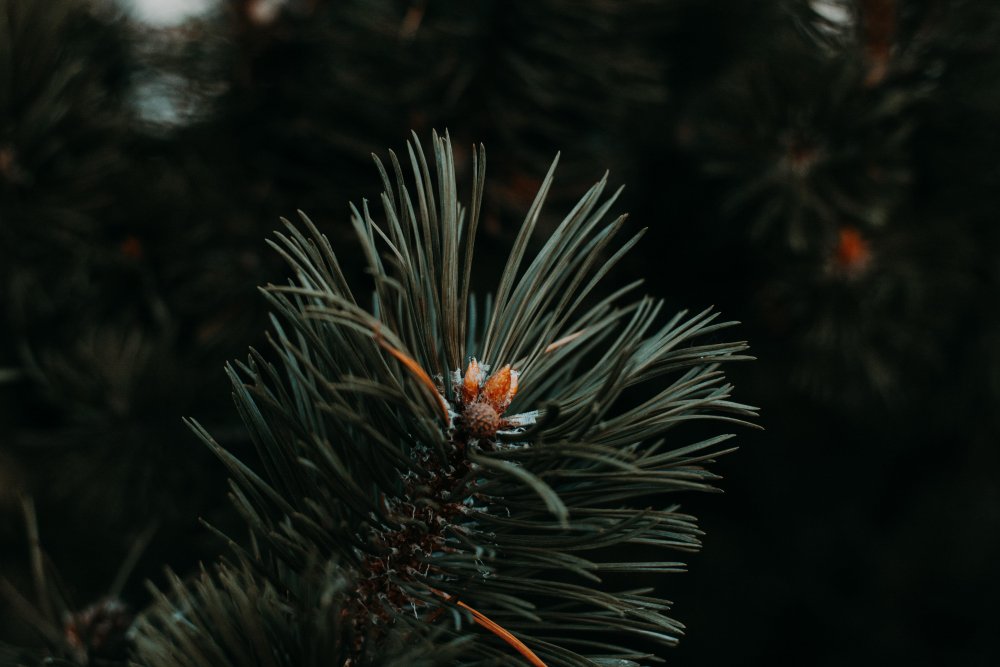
[2,0,998,664]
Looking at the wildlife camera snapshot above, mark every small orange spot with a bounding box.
[834,226,871,270]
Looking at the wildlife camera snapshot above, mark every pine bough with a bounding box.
[133,132,755,667]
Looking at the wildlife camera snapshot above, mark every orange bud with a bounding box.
[835,226,871,271]
[481,364,511,413]
[462,359,482,405]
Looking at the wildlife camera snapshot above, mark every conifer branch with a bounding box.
[133,132,754,666]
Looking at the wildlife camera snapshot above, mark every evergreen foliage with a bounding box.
[133,133,753,666]
[2,0,999,665]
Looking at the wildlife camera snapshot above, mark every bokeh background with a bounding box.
[2,0,999,664]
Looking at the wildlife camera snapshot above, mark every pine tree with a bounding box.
[4,1,999,665]
[132,132,754,666]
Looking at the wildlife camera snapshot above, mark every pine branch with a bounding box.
[134,132,754,666]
